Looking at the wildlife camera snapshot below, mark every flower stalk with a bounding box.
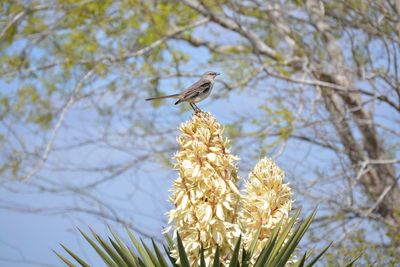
[166,112,293,266]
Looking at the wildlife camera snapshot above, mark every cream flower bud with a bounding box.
[239,158,293,264]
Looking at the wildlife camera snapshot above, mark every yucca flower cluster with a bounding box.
[166,112,293,266]
[240,158,293,263]
[166,112,242,266]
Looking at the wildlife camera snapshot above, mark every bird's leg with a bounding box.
[192,103,202,113]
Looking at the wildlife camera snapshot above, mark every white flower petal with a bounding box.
[216,203,225,220]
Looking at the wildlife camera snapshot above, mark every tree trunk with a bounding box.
[307,0,400,249]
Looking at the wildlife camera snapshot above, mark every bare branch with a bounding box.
[24,69,95,180]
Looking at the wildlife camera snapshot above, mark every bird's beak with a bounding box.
[216,73,221,76]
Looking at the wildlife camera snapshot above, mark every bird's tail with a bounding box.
[145,94,180,101]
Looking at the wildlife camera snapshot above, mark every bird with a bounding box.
[145,71,220,111]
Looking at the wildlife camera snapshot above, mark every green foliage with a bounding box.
[0,0,199,129]
[55,210,357,266]
[323,228,397,266]
[1,0,397,264]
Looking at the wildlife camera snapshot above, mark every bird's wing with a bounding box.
[180,79,211,100]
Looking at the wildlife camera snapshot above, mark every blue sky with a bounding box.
[0,97,278,267]
[0,45,274,266]
[1,11,398,267]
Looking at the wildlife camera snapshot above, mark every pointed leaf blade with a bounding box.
[176,232,190,267]
[60,244,90,267]
[229,236,241,267]
[54,249,78,267]
[126,227,155,267]
[151,239,169,267]
[212,246,220,267]
[305,242,332,267]
[200,245,206,267]
[78,228,117,267]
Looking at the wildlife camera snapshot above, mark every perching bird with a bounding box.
[145,71,220,111]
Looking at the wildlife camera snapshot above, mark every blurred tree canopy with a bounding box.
[1,0,399,265]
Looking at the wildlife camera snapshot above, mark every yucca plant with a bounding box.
[55,210,360,266]
[56,112,361,266]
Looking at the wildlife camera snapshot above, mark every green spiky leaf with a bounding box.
[200,245,206,267]
[126,228,155,267]
[229,235,241,267]
[176,232,190,267]
[59,244,90,267]
[212,246,220,267]
[151,239,169,267]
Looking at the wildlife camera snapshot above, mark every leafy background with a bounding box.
[1,0,399,266]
